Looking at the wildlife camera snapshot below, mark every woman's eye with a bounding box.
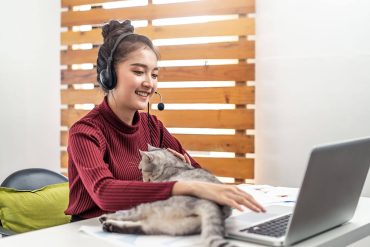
[133,71,144,75]
[152,74,158,79]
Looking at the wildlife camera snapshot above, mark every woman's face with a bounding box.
[112,46,158,113]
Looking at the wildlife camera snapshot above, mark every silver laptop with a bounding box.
[226,137,370,246]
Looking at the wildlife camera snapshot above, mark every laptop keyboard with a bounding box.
[240,214,291,238]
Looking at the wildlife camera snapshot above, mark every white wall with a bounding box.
[255,0,370,197]
[0,0,60,182]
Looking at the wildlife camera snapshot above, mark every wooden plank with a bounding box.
[61,131,68,146]
[61,64,255,84]
[174,134,254,153]
[195,157,254,178]
[61,86,255,105]
[61,40,255,65]
[61,151,68,168]
[61,69,97,84]
[61,109,254,129]
[62,0,123,7]
[160,40,255,60]
[62,0,255,26]
[153,109,254,129]
[60,151,253,178]
[160,63,255,82]
[61,88,104,104]
[61,18,255,45]
[61,48,98,65]
[60,131,254,153]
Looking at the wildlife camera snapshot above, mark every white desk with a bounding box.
[1,197,370,247]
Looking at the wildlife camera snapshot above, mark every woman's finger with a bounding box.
[226,187,265,212]
[247,196,266,212]
[242,193,266,212]
[227,199,243,212]
[235,187,266,212]
[184,154,191,165]
[239,196,263,213]
[229,193,261,213]
[167,148,186,162]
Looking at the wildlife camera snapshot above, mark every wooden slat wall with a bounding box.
[61,0,254,25]
[62,19,254,44]
[61,41,255,64]
[60,0,255,181]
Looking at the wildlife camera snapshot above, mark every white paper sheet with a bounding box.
[79,226,203,247]
[237,184,299,205]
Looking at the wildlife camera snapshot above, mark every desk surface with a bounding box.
[1,197,370,247]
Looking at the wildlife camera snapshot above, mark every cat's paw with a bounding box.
[102,221,114,232]
[99,214,108,223]
[102,220,145,234]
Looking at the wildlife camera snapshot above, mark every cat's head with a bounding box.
[139,144,194,182]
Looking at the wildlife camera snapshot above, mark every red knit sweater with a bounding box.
[64,97,200,219]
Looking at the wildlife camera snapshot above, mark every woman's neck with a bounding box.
[107,94,135,126]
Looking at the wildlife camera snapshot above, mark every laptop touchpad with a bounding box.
[226,205,293,230]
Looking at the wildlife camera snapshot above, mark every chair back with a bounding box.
[1,168,68,190]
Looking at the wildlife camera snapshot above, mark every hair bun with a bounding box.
[101,20,134,42]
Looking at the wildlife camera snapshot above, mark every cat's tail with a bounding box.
[196,200,238,247]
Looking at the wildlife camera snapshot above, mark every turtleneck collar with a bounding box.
[97,96,140,134]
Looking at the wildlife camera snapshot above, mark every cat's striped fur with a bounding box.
[99,144,237,247]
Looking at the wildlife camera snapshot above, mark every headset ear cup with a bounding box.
[99,32,134,91]
[99,69,110,90]
[110,66,117,89]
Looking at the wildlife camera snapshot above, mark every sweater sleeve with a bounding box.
[152,116,201,169]
[68,121,177,212]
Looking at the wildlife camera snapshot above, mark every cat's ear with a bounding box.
[147,144,157,151]
[139,150,153,162]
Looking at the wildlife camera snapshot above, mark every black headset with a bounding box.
[99,32,134,91]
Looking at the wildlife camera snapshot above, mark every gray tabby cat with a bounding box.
[99,144,237,247]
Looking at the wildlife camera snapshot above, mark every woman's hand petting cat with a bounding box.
[167,148,191,165]
[173,181,266,213]
[166,149,265,212]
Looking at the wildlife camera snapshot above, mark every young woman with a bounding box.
[65,20,264,221]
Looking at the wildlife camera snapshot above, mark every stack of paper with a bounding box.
[237,184,298,205]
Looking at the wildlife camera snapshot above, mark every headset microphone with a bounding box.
[155,91,165,111]
[148,91,165,147]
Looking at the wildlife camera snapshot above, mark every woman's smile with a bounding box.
[135,90,151,98]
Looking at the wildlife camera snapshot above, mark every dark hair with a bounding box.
[96,20,160,93]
